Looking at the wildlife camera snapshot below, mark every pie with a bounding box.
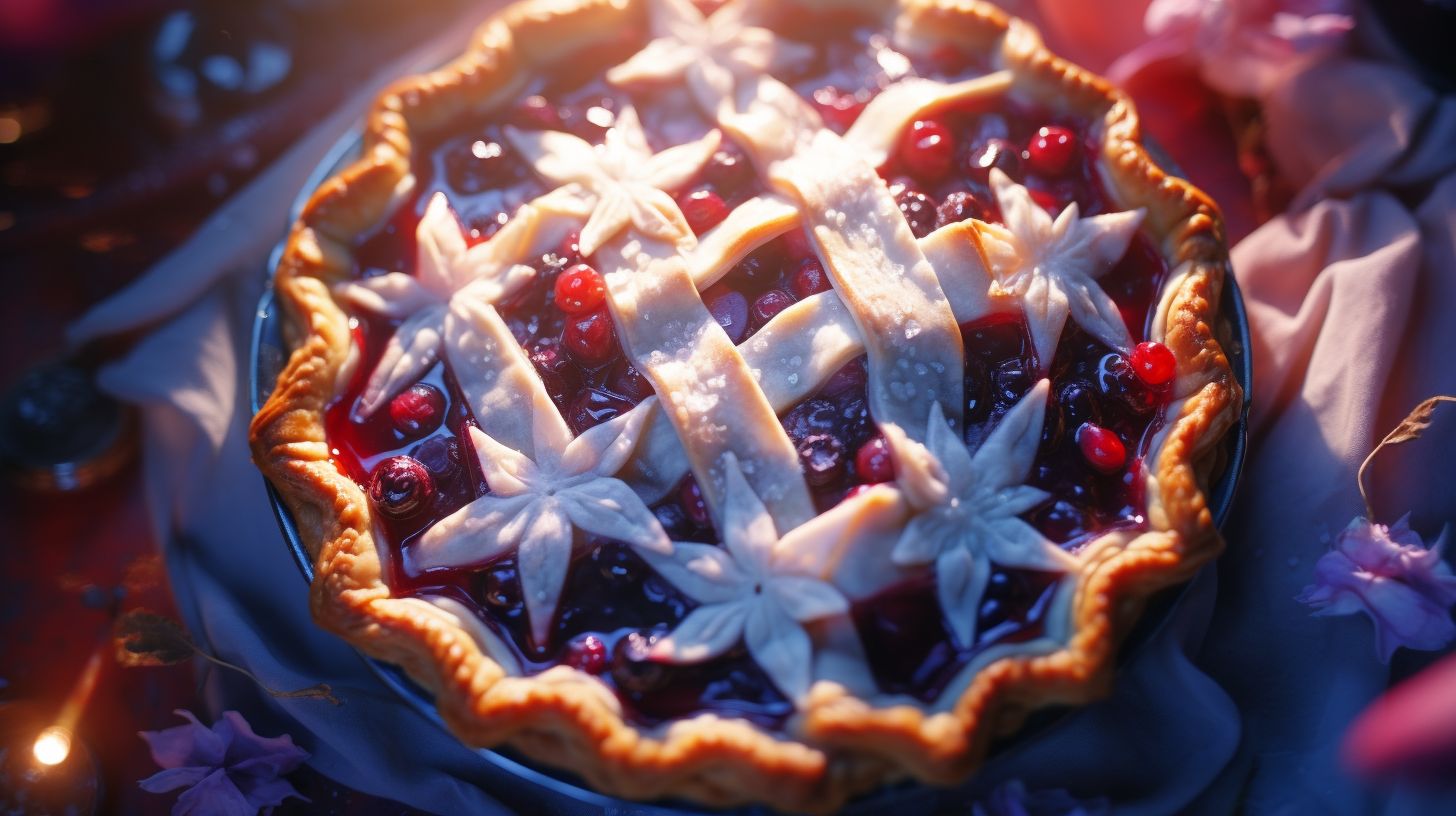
[249,0,1241,810]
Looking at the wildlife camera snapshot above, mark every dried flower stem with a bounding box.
[1358,396,1456,521]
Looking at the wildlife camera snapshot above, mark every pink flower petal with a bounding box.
[139,710,226,770]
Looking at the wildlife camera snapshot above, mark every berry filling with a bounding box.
[317,26,1175,726]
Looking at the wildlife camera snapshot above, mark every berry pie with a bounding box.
[250,0,1241,809]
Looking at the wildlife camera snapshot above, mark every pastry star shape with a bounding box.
[413,389,671,646]
[646,455,850,700]
[977,169,1146,370]
[606,0,814,101]
[883,380,1076,646]
[504,105,721,257]
[335,191,579,418]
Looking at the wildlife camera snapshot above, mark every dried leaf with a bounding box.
[115,610,196,667]
[1359,396,1456,519]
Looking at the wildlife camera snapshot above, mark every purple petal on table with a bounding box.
[137,766,215,794]
[214,710,308,769]
[140,709,226,769]
[171,768,253,816]
[235,773,309,810]
[1297,516,1456,661]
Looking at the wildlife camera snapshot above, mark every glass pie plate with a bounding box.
[249,126,1253,815]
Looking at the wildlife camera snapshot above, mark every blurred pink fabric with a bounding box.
[69,1,1456,813]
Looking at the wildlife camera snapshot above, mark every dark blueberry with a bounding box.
[441,136,520,195]
[606,360,653,403]
[411,435,463,481]
[565,388,633,435]
[367,455,434,518]
[611,630,668,694]
[895,188,937,238]
[652,502,693,539]
[703,142,755,196]
[966,137,1021,185]
[466,210,510,243]
[511,95,563,130]
[1056,379,1100,428]
[969,113,1011,144]
[1031,499,1089,543]
[529,337,581,406]
[964,357,992,425]
[730,251,773,286]
[990,358,1033,406]
[564,634,609,674]
[837,396,873,449]
[821,358,867,399]
[481,564,520,610]
[593,542,642,584]
[1096,353,1156,416]
[781,398,837,443]
[798,434,846,488]
[387,383,447,438]
[704,285,750,345]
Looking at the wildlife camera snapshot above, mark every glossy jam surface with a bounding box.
[320,27,1172,725]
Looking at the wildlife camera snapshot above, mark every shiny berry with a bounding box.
[855,437,895,483]
[935,190,983,228]
[750,289,795,329]
[704,285,749,344]
[565,388,633,435]
[1077,422,1126,472]
[680,477,710,527]
[593,542,641,583]
[896,188,936,238]
[652,503,692,539]
[1130,341,1176,387]
[554,263,606,315]
[781,398,837,443]
[482,565,520,609]
[529,337,581,405]
[821,358,867,399]
[411,435,462,481]
[703,143,755,195]
[780,228,813,259]
[966,137,1020,184]
[606,360,653,402]
[1097,353,1157,415]
[798,434,846,487]
[789,257,832,299]
[1024,125,1077,177]
[563,308,618,366]
[367,455,435,518]
[388,384,446,437]
[898,118,955,182]
[557,231,582,264]
[442,137,517,195]
[1056,379,1099,428]
[564,634,609,674]
[730,251,772,285]
[812,86,867,132]
[611,631,668,694]
[512,95,563,130]
[678,188,729,234]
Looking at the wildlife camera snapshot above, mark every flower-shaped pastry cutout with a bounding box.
[335,191,580,418]
[883,380,1075,646]
[504,105,721,257]
[1298,515,1456,662]
[607,0,815,102]
[647,454,851,700]
[976,169,1145,370]
[413,389,670,645]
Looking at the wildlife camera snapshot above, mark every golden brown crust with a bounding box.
[249,0,1241,810]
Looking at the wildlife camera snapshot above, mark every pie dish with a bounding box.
[249,0,1242,810]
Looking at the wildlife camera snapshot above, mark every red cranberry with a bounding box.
[966,137,1021,184]
[811,86,868,132]
[1029,187,1063,214]
[606,360,653,402]
[388,383,446,438]
[529,337,581,405]
[855,437,895,483]
[565,388,633,435]
[781,398,837,444]
[563,308,618,366]
[1077,422,1126,472]
[564,634,609,674]
[703,143,755,196]
[611,631,668,694]
[895,188,936,238]
[750,289,795,330]
[554,263,606,315]
[512,95,563,130]
[1130,341,1176,387]
[1024,125,1077,177]
[679,477,710,527]
[780,228,812,260]
[703,285,749,344]
[935,190,984,228]
[367,455,435,518]
[927,43,974,76]
[557,231,582,264]
[678,188,729,234]
[898,119,955,183]
[789,257,832,299]
[798,434,846,488]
